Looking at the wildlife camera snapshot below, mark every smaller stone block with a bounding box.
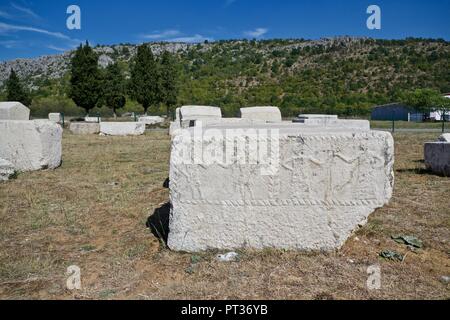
[85,116,101,123]
[425,142,450,176]
[100,122,145,136]
[0,102,30,120]
[139,116,164,125]
[70,122,100,135]
[240,106,282,123]
[48,113,62,123]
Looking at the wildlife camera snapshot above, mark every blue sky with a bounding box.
[0,0,449,61]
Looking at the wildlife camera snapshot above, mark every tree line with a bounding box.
[69,42,177,117]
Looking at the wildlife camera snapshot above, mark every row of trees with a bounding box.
[4,69,31,106]
[69,42,177,117]
[401,88,450,122]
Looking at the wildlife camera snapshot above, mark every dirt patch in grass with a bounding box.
[0,131,448,299]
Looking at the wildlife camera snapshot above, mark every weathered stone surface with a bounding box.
[70,122,100,135]
[100,122,145,136]
[240,106,282,123]
[85,116,101,123]
[293,114,370,130]
[48,113,62,123]
[425,142,450,176]
[0,120,62,172]
[0,102,30,120]
[438,133,450,142]
[168,125,394,252]
[139,116,164,125]
[0,158,15,181]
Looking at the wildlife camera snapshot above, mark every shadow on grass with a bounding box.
[146,202,171,245]
[396,168,430,174]
[396,167,448,177]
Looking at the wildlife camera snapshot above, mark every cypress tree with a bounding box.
[6,69,31,106]
[159,51,178,118]
[104,62,126,118]
[69,42,103,115]
[129,44,159,115]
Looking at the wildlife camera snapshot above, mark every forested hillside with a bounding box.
[1,37,449,117]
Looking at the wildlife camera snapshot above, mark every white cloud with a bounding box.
[165,34,212,43]
[0,39,20,48]
[139,29,212,43]
[141,29,181,40]
[47,44,69,52]
[244,27,268,38]
[0,22,78,42]
[11,2,40,20]
[0,10,13,19]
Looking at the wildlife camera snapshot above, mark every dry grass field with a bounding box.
[0,130,448,300]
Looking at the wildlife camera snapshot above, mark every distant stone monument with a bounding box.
[179,105,222,128]
[425,135,450,176]
[138,116,164,125]
[70,122,100,135]
[48,113,63,123]
[0,102,30,120]
[100,122,145,136]
[240,106,282,123]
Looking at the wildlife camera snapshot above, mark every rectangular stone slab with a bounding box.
[168,127,394,252]
[70,122,100,135]
[425,142,450,176]
[0,120,62,171]
[48,113,62,123]
[100,122,145,136]
[240,106,282,123]
[179,106,222,128]
[0,102,30,120]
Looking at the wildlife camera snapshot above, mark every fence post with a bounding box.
[443,110,446,133]
[61,112,65,128]
[391,111,395,133]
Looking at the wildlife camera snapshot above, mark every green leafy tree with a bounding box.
[129,44,159,115]
[402,88,441,113]
[159,51,178,118]
[104,62,126,118]
[69,42,103,115]
[6,69,31,106]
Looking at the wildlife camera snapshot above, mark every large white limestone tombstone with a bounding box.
[168,124,395,252]
[0,102,30,120]
[100,122,145,136]
[0,120,62,171]
[240,106,282,123]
